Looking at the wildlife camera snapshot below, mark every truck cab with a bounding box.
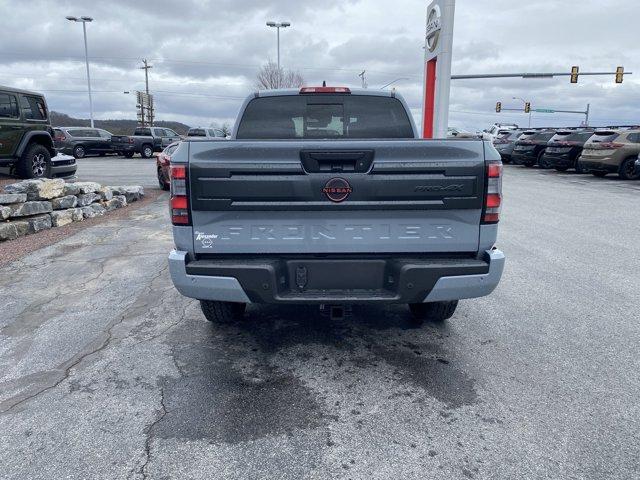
[168,87,505,324]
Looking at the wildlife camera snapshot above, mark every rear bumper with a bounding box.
[168,249,505,304]
[113,144,136,153]
[577,159,618,173]
[543,153,573,168]
[511,151,535,165]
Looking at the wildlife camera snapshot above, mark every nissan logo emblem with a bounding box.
[322,177,352,202]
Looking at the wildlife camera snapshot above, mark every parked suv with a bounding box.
[578,129,640,179]
[492,129,524,163]
[111,127,181,158]
[186,127,226,138]
[512,130,555,167]
[54,127,115,158]
[0,85,74,179]
[542,130,594,173]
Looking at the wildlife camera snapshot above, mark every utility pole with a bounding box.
[140,59,153,126]
[585,103,590,127]
[140,59,152,96]
[359,70,367,88]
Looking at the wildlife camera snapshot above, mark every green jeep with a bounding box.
[0,85,76,179]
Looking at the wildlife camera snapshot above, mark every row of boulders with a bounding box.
[0,178,144,242]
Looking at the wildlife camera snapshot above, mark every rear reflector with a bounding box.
[300,86,351,94]
[483,160,503,224]
[170,165,190,225]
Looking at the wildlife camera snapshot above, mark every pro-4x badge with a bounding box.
[322,177,352,203]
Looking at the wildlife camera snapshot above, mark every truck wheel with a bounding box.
[17,143,51,179]
[537,152,550,169]
[408,301,458,324]
[123,151,134,158]
[618,157,640,180]
[158,168,170,190]
[141,144,153,158]
[73,145,86,159]
[200,300,246,324]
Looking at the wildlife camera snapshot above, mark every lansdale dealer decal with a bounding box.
[194,231,218,248]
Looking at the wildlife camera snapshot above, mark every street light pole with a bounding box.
[266,21,291,88]
[513,96,531,127]
[66,16,94,127]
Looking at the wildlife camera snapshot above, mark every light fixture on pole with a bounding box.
[266,21,291,87]
[66,15,94,127]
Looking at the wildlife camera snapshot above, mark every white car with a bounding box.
[484,123,518,140]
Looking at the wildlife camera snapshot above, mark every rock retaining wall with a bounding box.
[0,179,144,242]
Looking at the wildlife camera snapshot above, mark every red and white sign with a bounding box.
[422,0,455,138]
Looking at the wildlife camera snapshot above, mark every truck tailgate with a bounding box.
[187,139,485,254]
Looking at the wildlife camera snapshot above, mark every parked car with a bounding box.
[53,127,116,158]
[167,86,505,325]
[577,129,640,179]
[111,126,181,158]
[0,85,76,179]
[447,127,478,139]
[483,123,518,140]
[186,127,226,138]
[156,141,179,190]
[492,129,524,163]
[542,130,594,173]
[511,130,555,167]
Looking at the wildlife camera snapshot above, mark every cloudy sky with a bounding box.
[1,0,638,132]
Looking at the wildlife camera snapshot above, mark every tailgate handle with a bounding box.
[300,150,374,173]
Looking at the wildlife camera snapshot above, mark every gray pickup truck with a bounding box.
[168,87,505,324]
[111,126,181,158]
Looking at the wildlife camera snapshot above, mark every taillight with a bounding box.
[493,138,509,145]
[170,164,190,225]
[597,142,624,149]
[483,161,502,224]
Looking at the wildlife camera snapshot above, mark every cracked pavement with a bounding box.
[1,166,639,479]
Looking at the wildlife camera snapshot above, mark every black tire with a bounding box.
[537,151,549,169]
[592,171,607,178]
[555,166,569,172]
[618,157,640,180]
[408,300,458,324]
[124,151,135,158]
[200,300,246,324]
[73,145,86,159]
[17,143,51,179]
[141,144,154,158]
[158,168,170,191]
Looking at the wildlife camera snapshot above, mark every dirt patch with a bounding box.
[0,189,166,267]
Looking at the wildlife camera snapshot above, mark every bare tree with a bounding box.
[220,122,232,136]
[256,60,305,89]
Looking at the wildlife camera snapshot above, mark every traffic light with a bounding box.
[570,66,579,83]
[524,102,531,113]
[615,66,624,83]
[495,102,501,113]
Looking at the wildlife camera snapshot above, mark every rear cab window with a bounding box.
[188,129,206,137]
[20,95,47,120]
[236,94,414,139]
[0,92,19,118]
[134,128,151,136]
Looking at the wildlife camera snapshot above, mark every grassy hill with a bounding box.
[50,112,191,136]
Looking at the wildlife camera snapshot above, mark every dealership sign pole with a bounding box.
[422,0,455,138]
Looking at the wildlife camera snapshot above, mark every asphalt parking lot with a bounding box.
[75,155,159,188]
[1,165,639,479]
